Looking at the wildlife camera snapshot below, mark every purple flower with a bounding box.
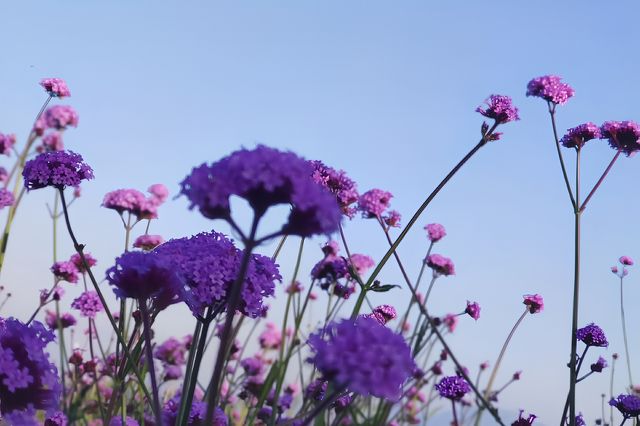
[148,183,169,203]
[162,393,227,425]
[134,234,165,251]
[310,161,359,218]
[43,105,78,130]
[40,78,71,98]
[0,318,61,421]
[362,305,397,325]
[600,121,640,156]
[71,291,103,318]
[425,223,446,242]
[476,95,520,124]
[23,151,93,190]
[44,311,76,330]
[154,337,186,365]
[523,294,544,314]
[560,123,601,149]
[620,256,634,266]
[181,145,341,237]
[44,411,67,426]
[333,394,352,413]
[106,251,183,310]
[443,314,458,333]
[259,322,282,350]
[511,410,537,425]
[241,357,263,376]
[41,132,65,152]
[349,254,375,276]
[69,252,97,273]
[308,316,415,400]
[305,379,328,401]
[0,133,16,156]
[109,417,139,426]
[465,301,481,320]
[426,254,455,276]
[0,189,14,209]
[576,323,608,347]
[435,376,471,401]
[526,75,575,105]
[357,189,393,218]
[51,261,79,283]
[575,414,585,426]
[102,188,159,220]
[590,356,608,373]
[609,394,640,419]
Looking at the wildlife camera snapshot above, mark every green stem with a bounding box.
[140,301,162,426]
[620,276,634,388]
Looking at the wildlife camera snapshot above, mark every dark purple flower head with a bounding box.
[560,123,601,149]
[23,151,93,191]
[154,337,187,366]
[44,411,67,426]
[241,357,263,376]
[40,78,71,98]
[181,145,341,237]
[526,75,575,105]
[0,133,16,156]
[523,294,544,314]
[361,304,397,325]
[71,291,103,318]
[333,394,352,413]
[511,410,537,425]
[576,323,608,347]
[620,256,634,266]
[600,121,640,156]
[305,379,328,401]
[476,95,520,124]
[106,251,183,310]
[575,414,586,426]
[591,356,608,373]
[431,361,443,375]
[465,301,481,320]
[43,105,78,130]
[609,394,640,418]
[308,316,415,400]
[357,189,393,218]
[162,393,227,425]
[0,318,61,421]
[310,161,359,218]
[426,254,455,276]
[425,223,446,242]
[435,376,471,401]
[153,232,281,317]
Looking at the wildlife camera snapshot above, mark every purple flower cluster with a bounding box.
[0,318,61,422]
[69,252,97,274]
[0,132,16,156]
[181,145,341,237]
[134,234,165,250]
[434,375,471,401]
[308,316,415,400]
[311,241,374,299]
[162,393,227,425]
[154,336,189,380]
[526,75,575,105]
[51,261,79,283]
[23,151,93,190]
[362,305,398,325]
[523,294,544,314]
[609,394,640,419]
[310,160,359,218]
[42,106,79,130]
[476,95,520,124]
[600,121,640,156]
[71,291,104,318]
[560,123,601,149]
[426,254,455,276]
[465,301,481,320]
[44,311,76,330]
[590,356,607,373]
[576,323,608,347]
[425,223,446,242]
[358,189,393,218]
[103,184,168,220]
[0,188,15,209]
[40,78,71,98]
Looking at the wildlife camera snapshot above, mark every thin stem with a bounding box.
[176,320,202,425]
[610,356,617,426]
[561,346,589,425]
[619,276,634,388]
[300,388,345,426]
[579,150,621,212]
[140,302,162,426]
[548,103,577,209]
[452,399,459,426]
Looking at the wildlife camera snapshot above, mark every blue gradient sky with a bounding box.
[2,1,640,424]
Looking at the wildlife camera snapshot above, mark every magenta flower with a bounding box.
[310,160,359,218]
[523,294,544,314]
[560,122,601,149]
[349,254,375,276]
[443,314,458,333]
[425,223,446,242]
[71,291,103,318]
[102,188,159,220]
[600,121,640,156]
[426,254,455,276]
[526,75,575,105]
[576,323,608,347]
[0,133,16,156]
[43,105,78,130]
[383,210,402,228]
[69,252,97,273]
[476,95,520,124]
[134,234,165,250]
[465,301,481,320]
[308,316,415,400]
[357,189,393,218]
[620,256,634,266]
[23,151,93,190]
[148,183,169,203]
[41,132,64,152]
[435,376,471,401]
[363,305,397,325]
[590,356,608,373]
[0,189,15,209]
[259,322,282,350]
[51,261,79,284]
[511,410,537,425]
[44,311,76,330]
[40,78,71,98]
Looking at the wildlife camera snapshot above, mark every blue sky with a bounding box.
[2,1,640,424]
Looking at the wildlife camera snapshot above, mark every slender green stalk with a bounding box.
[140,302,162,426]
[561,346,589,425]
[619,276,634,388]
[452,400,459,426]
[175,320,202,424]
[548,103,576,209]
[610,355,617,426]
[568,148,581,426]
[300,388,346,426]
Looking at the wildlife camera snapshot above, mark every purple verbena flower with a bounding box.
[44,411,67,426]
[41,132,64,152]
[0,189,15,209]
[40,78,71,98]
[620,256,634,266]
[575,414,585,426]
[383,210,401,228]
[305,379,328,401]
[134,234,165,251]
[465,301,481,320]
[591,356,608,373]
[310,161,359,218]
[600,121,640,156]
[71,291,103,318]
[425,223,446,242]
[43,105,78,130]
[426,254,455,276]
[44,311,76,330]
[108,417,139,426]
[259,322,282,350]
[576,323,608,347]
[523,294,544,314]
[609,394,640,419]
[69,252,97,273]
[349,254,375,276]
[0,133,16,156]
[526,75,574,105]
[102,188,159,220]
[511,410,537,425]
[23,151,93,190]
[357,189,393,218]
[435,375,471,401]
[476,95,520,124]
[148,183,169,203]
[560,123,601,149]
[51,261,79,283]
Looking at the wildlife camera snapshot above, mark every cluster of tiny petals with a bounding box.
[70,252,97,273]
[526,75,575,105]
[310,161,359,218]
[609,394,640,418]
[576,323,608,347]
[511,410,537,425]
[51,261,79,284]
[133,234,165,250]
[435,375,471,401]
[476,95,520,124]
[308,316,415,400]
[71,291,104,318]
[349,254,375,276]
[0,189,14,209]
[43,105,78,130]
[362,305,397,325]
[102,186,166,220]
[590,356,608,373]
[465,301,481,320]
[560,123,601,149]
[357,188,393,218]
[40,78,71,98]
[600,121,640,156]
[23,151,93,190]
[620,256,634,266]
[40,132,65,152]
[425,223,446,242]
[181,145,341,237]
[0,133,16,156]
[44,311,76,330]
[523,294,544,314]
[426,254,455,276]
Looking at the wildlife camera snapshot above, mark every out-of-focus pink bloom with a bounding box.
[349,254,375,276]
[0,167,8,183]
[523,294,544,314]
[619,256,634,266]
[612,266,619,274]
[148,183,169,203]
[70,252,97,273]
[41,132,64,152]
[357,189,392,218]
[426,254,455,276]
[383,210,401,228]
[480,361,489,370]
[0,189,14,209]
[40,78,71,98]
[51,260,79,283]
[0,133,16,156]
[43,105,79,130]
[133,234,164,251]
[286,281,303,294]
[443,314,458,333]
[73,186,82,198]
[465,301,481,320]
[259,322,282,350]
[425,223,446,242]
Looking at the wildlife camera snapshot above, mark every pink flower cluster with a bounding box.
[103,184,169,220]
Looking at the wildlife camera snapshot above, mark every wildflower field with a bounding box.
[1,2,640,426]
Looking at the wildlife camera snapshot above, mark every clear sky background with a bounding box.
[1,1,640,424]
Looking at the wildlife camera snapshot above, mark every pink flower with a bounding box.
[619,256,634,266]
[259,322,282,350]
[425,223,446,242]
[51,261,79,283]
[43,105,79,130]
[0,133,16,156]
[133,234,164,251]
[443,314,458,333]
[357,189,393,218]
[349,254,375,276]
[41,132,64,152]
[465,301,481,320]
[383,210,401,228]
[426,254,455,276]
[40,78,71,98]
[70,252,97,273]
[523,294,544,314]
[148,183,169,203]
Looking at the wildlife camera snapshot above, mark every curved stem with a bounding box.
[620,276,634,388]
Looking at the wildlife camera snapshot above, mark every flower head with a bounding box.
[134,234,165,251]
[560,123,601,149]
[102,188,159,220]
[43,106,78,130]
[44,311,76,330]
[591,356,608,373]
[357,189,393,218]
[51,261,79,283]
[465,301,481,320]
[0,133,16,156]
[69,252,97,273]
[259,322,282,350]
[41,132,65,152]
[71,291,103,318]
[511,410,537,425]
[620,256,634,266]
[523,294,544,314]
[476,95,519,124]
[23,151,93,190]
[576,323,608,347]
[426,254,455,276]
[310,161,359,218]
[40,78,71,98]
[435,376,471,401]
[308,316,415,400]
[349,254,375,276]
[0,189,14,209]
[425,223,446,242]
[148,183,169,203]
[181,145,341,237]
[600,121,640,156]
[526,75,575,105]
[609,394,640,418]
